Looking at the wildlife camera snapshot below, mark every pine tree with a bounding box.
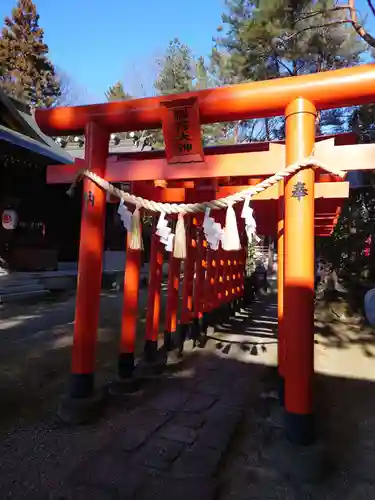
[154,38,193,95]
[193,56,234,145]
[215,0,363,80]
[293,0,375,51]
[0,0,61,107]
[147,39,193,149]
[351,104,375,142]
[150,40,231,148]
[105,81,131,102]
[212,0,365,139]
[194,56,213,90]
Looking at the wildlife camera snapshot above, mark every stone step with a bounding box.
[0,283,46,295]
[0,288,49,304]
[0,276,41,287]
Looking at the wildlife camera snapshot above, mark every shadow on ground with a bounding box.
[0,294,374,498]
[219,368,375,500]
[0,288,168,431]
[314,296,375,357]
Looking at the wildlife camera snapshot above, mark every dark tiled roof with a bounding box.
[0,89,73,165]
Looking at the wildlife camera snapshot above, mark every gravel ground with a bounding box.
[216,296,375,499]
[0,286,169,431]
[0,292,374,499]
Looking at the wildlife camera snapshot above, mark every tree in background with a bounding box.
[54,69,88,107]
[148,39,194,149]
[151,39,237,148]
[317,100,375,281]
[212,0,375,286]
[0,0,61,107]
[351,103,375,142]
[193,55,237,146]
[280,0,375,50]
[212,0,365,140]
[154,38,193,95]
[105,81,131,102]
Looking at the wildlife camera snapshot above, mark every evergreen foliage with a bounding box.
[211,0,365,139]
[154,38,193,95]
[151,38,235,148]
[0,0,61,107]
[105,81,131,102]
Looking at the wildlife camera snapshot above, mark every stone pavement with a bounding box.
[67,356,251,500]
[0,296,278,500]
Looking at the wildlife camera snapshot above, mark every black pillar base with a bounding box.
[118,352,135,380]
[219,304,229,323]
[190,317,202,342]
[59,373,103,425]
[278,374,285,407]
[285,411,315,446]
[136,348,167,379]
[214,306,223,324]
[228,301,236,318]
[215,307,222,324]
[107,377,140,397]
[177,323,189,354]
[238,297,245,310]
[201,312,209,334]
[208,309,219,327]
[231,299,238,313]
[70,373,94,399]
[144,339,158,364]
[164,331,172,352]
[244,278,255,305]
[205,310,213,327]
[218,304,229,322]
[197,313,209,347]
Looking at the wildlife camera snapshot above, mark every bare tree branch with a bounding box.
[295,5,349,23]
[54,69,88,107]
[281,1,375,49]
[367,0,375,18]
[348,0,375,48]
[283,20,354,41]
[272,56,295,76]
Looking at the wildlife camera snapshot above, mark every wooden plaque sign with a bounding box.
[160,97,205,164]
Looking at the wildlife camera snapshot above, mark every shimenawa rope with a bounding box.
[66,153,345,214]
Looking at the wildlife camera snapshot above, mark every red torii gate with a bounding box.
[36,64,375,445]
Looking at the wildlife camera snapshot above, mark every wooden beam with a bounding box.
[47,144,285,184]
[315,139,375,172]
[110,146,287,181]
[48,137,372,185]
[76,132,356,163]
[36,64,375,135]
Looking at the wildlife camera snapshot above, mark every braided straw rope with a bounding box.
[67,153,346,214]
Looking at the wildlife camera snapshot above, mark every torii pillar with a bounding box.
[277,178,285,405]
[70,123,109,398]
[284,98,316,445]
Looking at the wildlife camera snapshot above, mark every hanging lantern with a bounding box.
[2,209,18,230]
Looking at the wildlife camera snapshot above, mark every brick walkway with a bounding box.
[0,296,278,500]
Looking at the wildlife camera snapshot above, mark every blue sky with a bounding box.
[0,0,374,104]
[0,0,225,102]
